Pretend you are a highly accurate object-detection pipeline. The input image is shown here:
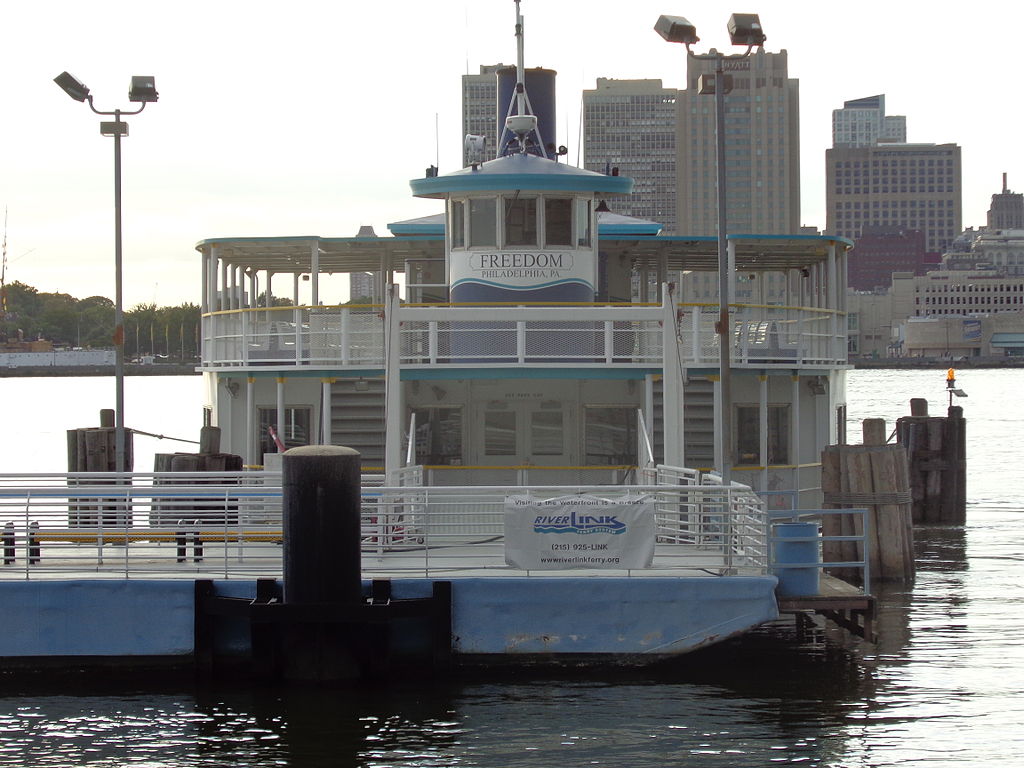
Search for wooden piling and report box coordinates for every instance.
[199,426,221,455]
[822,419,915,584]
[895,401,967,525]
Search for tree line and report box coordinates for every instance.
[1,281,201,360]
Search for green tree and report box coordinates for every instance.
[1,281,200,358]
[77,296,114,348]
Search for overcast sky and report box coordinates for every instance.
[2,0,1021,308]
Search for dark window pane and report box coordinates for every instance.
[411,407,463,465]
[469,198,496,247]
[545,198,572,246]
[258,406,311,457]
[504,197,537,246]
[585,407,638,465]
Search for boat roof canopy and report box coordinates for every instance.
[195,232,852,275]
[410,153,634,198]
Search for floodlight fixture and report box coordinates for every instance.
[54,71,91,102]
[128,75,159,103]
[654,15,699,45]
[727,13,766,47]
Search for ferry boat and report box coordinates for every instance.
[196,21,850,506]
[0,3,861,670]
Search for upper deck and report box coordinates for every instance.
[196,232,853,374]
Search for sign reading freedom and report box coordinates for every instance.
[503,494,656,570]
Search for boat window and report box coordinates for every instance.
[584,407,638,465]
[545,198,572,246]
[257,406,312,458]
[469,198,497,247]
[530,410,563,456]
[504,196,537,246]
[484,410,517,455]
[410,407,463,465]
[735,404,790,465]
[450,200,466,249]
[576,199,591,247]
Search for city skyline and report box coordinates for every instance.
[3,1,1021,307]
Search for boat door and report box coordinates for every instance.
[475,397,574,469]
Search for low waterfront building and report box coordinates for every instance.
[902,311,1024,358]
[892,270,1024,318]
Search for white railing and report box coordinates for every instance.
[203,305,386,368]
[201,302,847,370]
[677,303,845,366]
[396,305,663,365]
[0,472,768,580]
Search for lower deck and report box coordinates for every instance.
[0,471,872,664]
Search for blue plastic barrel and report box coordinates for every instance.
[773,522,820,597]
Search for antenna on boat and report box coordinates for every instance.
[498,0,549,158]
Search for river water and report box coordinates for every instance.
[0,369,1021,767]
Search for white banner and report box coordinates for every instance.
[503,494,656,570]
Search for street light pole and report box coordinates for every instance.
[655,13,765,484]
[112,109,126,474]
[54,73,158,473]
[713,52,732,485]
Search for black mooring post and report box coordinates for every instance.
[282,445,362,605]
[2,522,15,566]
[281,445,363,681]
[28,521,40,565]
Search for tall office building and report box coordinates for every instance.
[826,142,962,254]
[827,93,962,257]
[987,173,1024,230]
[461,64,505,167]
[582,79,678,232]
[675,48,801,236]
[832,95,906,148]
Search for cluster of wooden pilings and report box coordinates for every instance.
[66,410,134,527]
[151,426,244,526]
[822,419,915,584]
[153,426,242,473]
[66,409,133,472]
[822,398,968,585]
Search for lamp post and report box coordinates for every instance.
[54,72,158,473]
[655,13,765,484]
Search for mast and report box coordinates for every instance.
[498,0,549,158]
